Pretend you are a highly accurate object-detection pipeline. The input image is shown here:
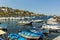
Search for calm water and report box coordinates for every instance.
[0,16,53,33]
[0,16,60,40]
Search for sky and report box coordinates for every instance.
[0,0,60,16]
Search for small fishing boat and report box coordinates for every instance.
[8,33,26,40]
[17,21,32,25]
[18,31,40,40]
[0,30,6,35]
[29,28,49,36]
[42,24,60,33]
[29,28,39,33]
[47,16,60,24]
[32,19,43,23]
[18,30,47,40]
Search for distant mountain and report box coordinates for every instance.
[0,7,45,17]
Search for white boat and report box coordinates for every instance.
[0,17,25,22]
[47,18,59,24]
[42,24,60,32]
[53,36,60,40]
[32,19,43,23]
[17,21,32,25]
[0,30,6,35]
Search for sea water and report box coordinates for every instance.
[0,16,53,33]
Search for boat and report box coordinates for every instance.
[32,19,43,23]
[29,27,49,35]
[42,24,60,33]
[8,33,26,40]
[0,17,25,23]
[18,31,40,40]
[24,16,35,19]
[0,30,6,35]
[17,21,32,25]
[47,16,60,24]
[47,18,59,24]
[53,36,60,40]
[29,28,39,33]
[18,30,47,40]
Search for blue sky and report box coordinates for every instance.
[0,0,60,16]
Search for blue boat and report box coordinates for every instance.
[19,31,39,37]
[18,31,45,39]
[29,28,45,38]
[8,33,26,40]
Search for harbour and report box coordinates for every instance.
[0,16,60,40]
[0,0,60,39]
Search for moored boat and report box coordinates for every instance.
[8,33,26,40]
[47,16,60,24]
[17,21,32,25]
[32,19,43,23]
[42,24,60,33]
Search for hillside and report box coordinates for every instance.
[0,7,45,17]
